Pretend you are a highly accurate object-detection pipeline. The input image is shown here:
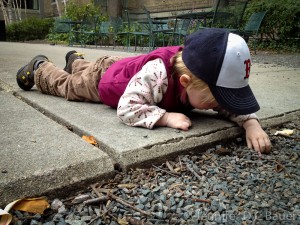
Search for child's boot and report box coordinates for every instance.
[64,50,84,74]
[16,55,49,91]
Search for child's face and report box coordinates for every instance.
[186,86,218,110]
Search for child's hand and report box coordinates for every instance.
[156,112,192,131]
[243,119,271,155]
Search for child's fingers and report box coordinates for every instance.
[264,137,272,153]
[246,137,252,150]
[178,121,191,131]
[258,136,272,154]
[247,137,262,157]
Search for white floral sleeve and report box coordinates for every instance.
[215,107,259,127]
[117,58,168,129]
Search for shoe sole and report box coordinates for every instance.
[16,55,49,91]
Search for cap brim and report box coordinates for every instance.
[209,85,260,115]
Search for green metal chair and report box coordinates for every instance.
[53,18,73,46]
[132,7,173,51]
[131,21,153,51]
[239,11,268,54]
[144,8,173,49]
[97,21,112,47]
[111,16,127,50]
[211,0,249,30]
[115,9,135,51]
[168,18,192,45]
[74,16,99,47]
[97,17,128,49]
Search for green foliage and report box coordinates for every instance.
[54,0,108,45]
[65,0,105,21]
[46,27,70,44]
[6,17,53,41]
[245,0,300,52]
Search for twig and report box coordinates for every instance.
[90,184,107,197]
[186,164,202,181]
[154,173,159,186]
[152,164,180,177]
[87,216,101,225]
[84,196,108,205]
[191,198,211,204]
[175,187,184,195]
[168,183,184,190]
[125,216,152,225]
[147,167,155,179]
[178,156,183,171]
[90,184,151,216]
[62,195,76,203]
[165,161,180,175]
[107,192,151,216]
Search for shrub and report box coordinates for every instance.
[65,0,106,21]
[245,0,300,52]
[6,17,53,42]
[61,0,107,45]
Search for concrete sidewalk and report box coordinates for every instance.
[0,42,299,207]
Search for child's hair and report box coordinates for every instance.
[172,51,216,105]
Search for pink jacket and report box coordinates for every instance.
[98,46,190,112]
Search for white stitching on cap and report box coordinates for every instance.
[217,88,258,108]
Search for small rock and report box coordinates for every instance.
[43,222,56,225]
[30,220,38,225]
[81,216,92,222]
[182,211,190,220]
[275,182,283,188]
[138,196,148,204]
[154,211,164,219]
[236,137,243,142]
[177,199,185,208]
[211,200,220,212]
[160,194,167,203]
[51,199,64,211]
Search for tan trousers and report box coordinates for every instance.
[34,56,123,102]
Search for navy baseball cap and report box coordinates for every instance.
[182,28,260,115]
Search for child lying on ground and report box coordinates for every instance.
[16,28,271,155]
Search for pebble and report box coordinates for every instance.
[10,120,300,225]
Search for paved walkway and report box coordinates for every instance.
[0,42,299,207]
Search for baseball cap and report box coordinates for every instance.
[182,28,260,115]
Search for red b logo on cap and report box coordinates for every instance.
[244,59,251,79]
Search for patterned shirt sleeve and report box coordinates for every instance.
[117,58,168,129]
[214,106,259,127]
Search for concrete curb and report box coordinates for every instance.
[0,91,115,206]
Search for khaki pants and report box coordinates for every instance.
[34,56,123,102]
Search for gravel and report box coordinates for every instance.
[9,53,300,225]
[10,119,300,225]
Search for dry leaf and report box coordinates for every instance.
[274,129,294,136]
[117,217,128,225]
[0,209,12,225]
[174,167,182,172]
[165,161,175,172]
[12,198,49,214]
[117,183,136,189]
[275,164,284,172]
[0,197,49,225]
[82,135,97,145]
[291,153,299,161]
[215,147,232,156]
